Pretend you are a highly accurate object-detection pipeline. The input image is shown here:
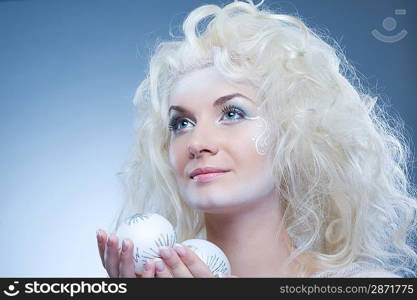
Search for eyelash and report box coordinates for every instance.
[168,105,247,133]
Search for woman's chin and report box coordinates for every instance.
[184,195,250,214]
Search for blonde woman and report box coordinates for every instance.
[96,0,417,277]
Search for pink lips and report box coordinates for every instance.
[189,167,230,183]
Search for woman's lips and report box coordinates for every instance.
[192,171,229,183]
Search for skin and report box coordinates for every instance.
[97,66,315,277]
[168,67,276,214]
[96,229,219,278]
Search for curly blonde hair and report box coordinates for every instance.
[112,0,417,276]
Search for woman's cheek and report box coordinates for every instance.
[241,116,272,156]
[224,117,271,156]
[168,140,183,174]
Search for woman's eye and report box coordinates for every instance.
[169,105,246,134]
[169,117,193,133]
[224,111,240,120]
[177,119,190,129]
[221,105,246,121]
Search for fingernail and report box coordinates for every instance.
[144,261,151,271]
[154,258,165,272]
[159,247,172,259]
[174,243,186,257]
[122,240,128,252]
[96,230,101,242]
[107,235,113,246]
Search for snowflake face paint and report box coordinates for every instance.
[242,116,271,156]
[167,66,276,214]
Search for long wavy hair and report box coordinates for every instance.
[111,0,417,276]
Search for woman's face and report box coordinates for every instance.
[168,66,275,213]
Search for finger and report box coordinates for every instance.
[154,258,173,278]
[159,247,193,278]
[96,229,107,268]
[175,244,214,278]
[118,239,136,278]
[104,233,121,278]
[216,274,239,278]
[141,260,156,278]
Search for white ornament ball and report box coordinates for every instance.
[116,213,176,275]
[182,239,231,276]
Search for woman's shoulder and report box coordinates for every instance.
[310,262,401,278]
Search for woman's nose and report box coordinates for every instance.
[187,124,219,159]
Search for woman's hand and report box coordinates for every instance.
[96,229,223,278]
[96,229,156,278]
[154,244,214,278]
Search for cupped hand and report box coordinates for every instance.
[154,244,214,278]
[96,229,156,278]
[96,229,229,278]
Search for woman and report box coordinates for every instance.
[96,0,417,277]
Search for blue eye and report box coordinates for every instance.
[221,105,246,121]
[168,105,246,134]
[168,116,193,133]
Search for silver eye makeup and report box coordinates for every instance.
[220,105,246,121]
[168,104,248,134]
[168,116,195,133]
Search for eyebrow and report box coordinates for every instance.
[168,93,253,115]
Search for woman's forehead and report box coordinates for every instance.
[169,66,259,106]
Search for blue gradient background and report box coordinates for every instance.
[0,0,416,277]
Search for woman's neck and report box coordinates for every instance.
[204,192,304,277]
